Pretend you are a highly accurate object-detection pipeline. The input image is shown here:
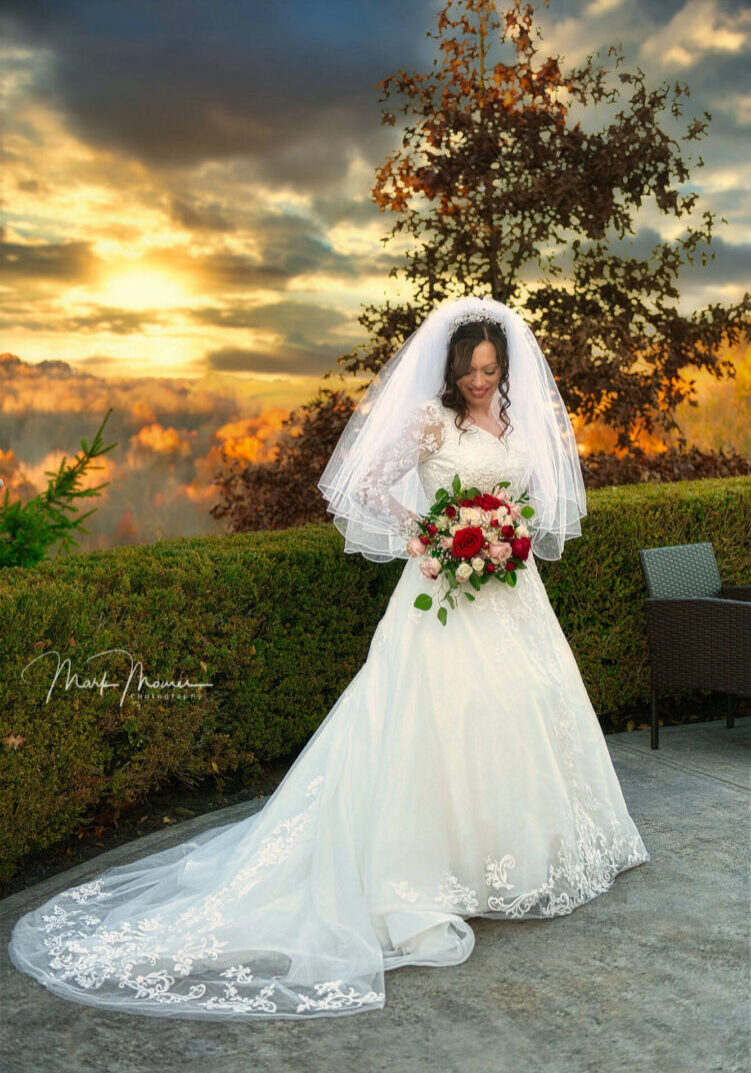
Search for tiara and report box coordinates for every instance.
[448,306,504,335]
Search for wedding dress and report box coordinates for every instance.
[8,395,650,1021]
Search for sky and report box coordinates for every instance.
[1,0,750,548]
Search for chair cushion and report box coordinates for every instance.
[639,541,722,599]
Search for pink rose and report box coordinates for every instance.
[407,536,427,557]
[488,540,512,562]
[419,556,441,578]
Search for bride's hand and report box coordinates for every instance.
[405,512,422,555]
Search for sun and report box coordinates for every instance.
[100,267,190,310]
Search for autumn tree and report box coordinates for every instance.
[214,0,751,534]
[326,0,750,450]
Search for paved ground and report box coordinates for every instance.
[1,718,748,1073]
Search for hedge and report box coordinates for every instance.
[0,474,748,881]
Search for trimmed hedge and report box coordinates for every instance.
[1,474,749,881]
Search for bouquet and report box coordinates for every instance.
[408,473,535,625]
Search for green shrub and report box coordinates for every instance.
[0,475,748,881]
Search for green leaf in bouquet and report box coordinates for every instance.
[437,606,448,626]
[507,569,517,587]
[452,473,461,495]
[414,593,433,610]
[447,571,458,590]
[464,591,476,601]
[469,572,482,591]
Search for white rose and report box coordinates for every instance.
[455,562,473,582]
[459,506,484,525]
[471,556,486,573]
[516,522,529,538]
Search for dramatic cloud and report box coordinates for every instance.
[0,0,426,182]
[203,342,344,378]
[0,0,748,386]
[640,0,751,67]
[0,235,101,283]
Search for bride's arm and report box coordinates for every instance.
[352,402,445,547]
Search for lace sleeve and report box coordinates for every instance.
[353,398,446,539]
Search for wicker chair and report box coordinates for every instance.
[639,542,751,749]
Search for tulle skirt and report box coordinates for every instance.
[8,553,650,1020]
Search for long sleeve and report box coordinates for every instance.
[352,397,446,540]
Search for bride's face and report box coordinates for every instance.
[456,340,501,407]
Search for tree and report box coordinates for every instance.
[0,410,118,568]
[325,0,750,450]
[213,0,750,534]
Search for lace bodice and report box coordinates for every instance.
[417,398,533,505]
[351,395,535,554]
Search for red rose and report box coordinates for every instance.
[501,524,514,539]
[511,536,531,561]
[419,534,430,545]
[452,526,485,559]
[505,560,516,571]
[478,493,503,510]
[444,504,456,518]
[485,562,496,573]
[427,523,438,535]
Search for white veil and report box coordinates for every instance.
[318,294,587,562]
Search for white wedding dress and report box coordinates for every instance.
[8,397,650,1020]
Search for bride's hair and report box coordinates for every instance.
[440,320,513,440]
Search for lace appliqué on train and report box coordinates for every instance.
[435,872,480,914]
[35,774,386,1015]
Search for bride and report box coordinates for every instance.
[8,295,650,1020]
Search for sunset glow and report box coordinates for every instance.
[1,0,748,554]
[99,268,191,311]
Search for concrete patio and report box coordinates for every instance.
[1,717,748,1073]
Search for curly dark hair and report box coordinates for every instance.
[439,320,512,441]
